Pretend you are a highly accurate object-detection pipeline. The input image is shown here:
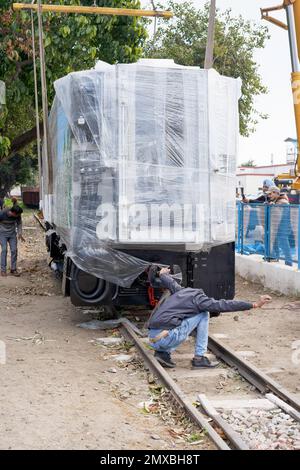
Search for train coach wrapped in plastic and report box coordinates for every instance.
[42,59,241,307]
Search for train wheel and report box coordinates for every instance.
[70,264,116,306]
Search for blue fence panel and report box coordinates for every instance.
[264,204,270,261]
[238,202,266,257]
[236,202,300,269]
[269,204,298,266]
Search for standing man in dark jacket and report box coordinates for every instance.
[0,205,24,276]
[242,179,273,204]
[148,267,271,369]
[242,179,274,238]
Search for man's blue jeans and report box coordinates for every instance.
[0,234,17,272]
[149,312,209,357]
[271,207,293,266]
[272,233,293,265]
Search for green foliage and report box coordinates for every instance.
[187,432,204,443]
[0,0,148,191]
[38,0,148,101]
[4,197,25,209]
[0,5,147,131]
[0,135,10,157]
[240,159,256,167]
[0,152,38,198]
[145,1,270,137]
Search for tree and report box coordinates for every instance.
[0,152,38,198]
[145,1,269,137]
[240,160,256,167]
[0,0,148,172]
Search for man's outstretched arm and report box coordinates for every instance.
[159,268,182,294]
[194,291,271,313]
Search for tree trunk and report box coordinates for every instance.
[2,122,43,162]
[11,122,44,153]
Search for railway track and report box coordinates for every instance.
[121,321,300,451]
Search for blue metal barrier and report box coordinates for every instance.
[236,202,300,270]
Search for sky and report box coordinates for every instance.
[142,0,295,166]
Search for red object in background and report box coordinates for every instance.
[21,186,40,208]
[288,193,300,204]
[147,286,158,307]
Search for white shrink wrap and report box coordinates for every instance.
[43,59,241,286]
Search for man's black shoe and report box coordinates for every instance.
[154,351,176,368]
[191,356,219,369]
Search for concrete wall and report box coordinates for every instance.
[236,174,269,197]
[236,253,300,297]
[237,163,294,176]
[236,163,295,197]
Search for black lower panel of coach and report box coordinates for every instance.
[68,242,235,308]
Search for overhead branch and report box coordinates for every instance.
[11,59,33,82]
[1,121,43,163]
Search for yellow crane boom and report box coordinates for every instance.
[12,3,172,18]
[261,0,300,190]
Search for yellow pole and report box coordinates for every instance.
[292,72,300,180]
[293,0,300,59]
[290,1,300,177]
[261,1,300,182]
[12,3,173,18]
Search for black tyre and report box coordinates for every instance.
[70,264,116,306]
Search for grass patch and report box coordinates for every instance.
[187,432,204,443]
[2,199,35,216]
[3,198,25,209]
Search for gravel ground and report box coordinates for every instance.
[221,408,300,450]
[209,277,300,395]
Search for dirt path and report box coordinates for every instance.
[0,211,299,450]
[0,212,213,450]
[210,276,300,395]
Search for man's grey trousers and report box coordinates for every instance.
[0,234,17,272]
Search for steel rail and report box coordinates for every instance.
[208,336,300,412]
[121,321,231,450]
[34,213,46,231]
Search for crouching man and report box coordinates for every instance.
[0,205,24,277]
[148,267,271,369]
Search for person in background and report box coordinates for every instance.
[10,196,18,207]
[147,266,272,369]
[268,186,293,266]
[0,205,24,276]
[242,179,273,204]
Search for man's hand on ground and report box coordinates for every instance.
[159,267,170,276]
[253,295,272,309]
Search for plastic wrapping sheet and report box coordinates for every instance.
[43,59,241,286]
[269,204,297,265]
[240,203,266,255]
[243,204,265,242]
